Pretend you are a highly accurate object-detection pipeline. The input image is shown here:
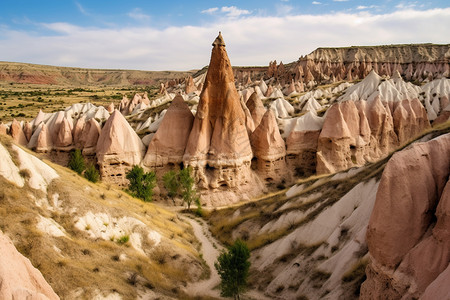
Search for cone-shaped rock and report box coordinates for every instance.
[0,123,7,136]
[97,110,145,185]
[246,92,267,128]
[54,117,73,149]
[10,119,28,146]
[184,32,253,166]
[143,95,194,166]
[250,110,285,161]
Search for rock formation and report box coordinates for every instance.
[183,32,259,201]
[362,133,450,299]
[250,109,288,182]
[10,119,28,146]
[0,231,59,300]
[96,110,146,185]
[143,94,194,167]
[246,91,267,128]
[185,75,197,94]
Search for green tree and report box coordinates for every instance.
[179,167,196,210]
[84,163,100,183]
[162,170,179,202]
[214,239,251,299]
[68,149,85,174]
[126,165,156,202]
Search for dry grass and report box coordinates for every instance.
[0,143,208,299]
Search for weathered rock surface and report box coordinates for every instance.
[10,118,28,146]
[143,94,194,166]
[361,133,450,299]
[0,230,59,300]
[96,110,146,185]
[250,109,288,182]
[246,91,267,128]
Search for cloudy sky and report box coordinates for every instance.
[0,0,449,70]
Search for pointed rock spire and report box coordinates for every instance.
[184,32,253,165]
[143,94,194,166]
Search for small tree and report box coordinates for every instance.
[195,196,202,216]
[126,165,156,202]
[179,167,196,210]
[68,149,85,174]
[162,170,179,202]
[215,239,251,300]
[84,164,100,183]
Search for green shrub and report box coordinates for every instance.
[117,235,129,244]
[162,170,179,199]
[68,149,85,174]
[84,164,100,183]
[126,165,156,202]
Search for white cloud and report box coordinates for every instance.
[75,1,88,16]
[127,8,150,22]
[1,8,449,70]
[333,0,349,2]
[357,5,378,10]
[221,6,251,18]
[276,4,294,15]
[201,7,219,14]
[312,1,322,4]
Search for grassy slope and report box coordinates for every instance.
[0,135,209,299]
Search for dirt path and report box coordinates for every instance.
[185,217,224,298]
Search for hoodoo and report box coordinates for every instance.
[183,32,261,204]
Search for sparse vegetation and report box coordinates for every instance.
[117,235,130,244]
[68,149,85,174]
[126,165,156,202]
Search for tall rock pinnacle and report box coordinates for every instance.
[184,32,253,166]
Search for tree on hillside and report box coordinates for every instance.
[162,170,179,203]
[84,163,100,183]
[215,239,251,300]
[68,149,85,174]
[179,166,197,210]
[126,165,156,202]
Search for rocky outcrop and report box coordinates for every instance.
[96,110,146,185]
[183,33,254,192]
[361,133,450,299]
[0,230,59,300]
[246,92,266,128]
[10,119,28,146]
[316,70,431,174]
[286,111,324,177]
[185,76,197,94]
[250,109,288,182]
[143,94,194,167]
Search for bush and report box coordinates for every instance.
[84,164,100,183]
[215,239,251,299]
[68,149,85,174]
[179,167,197,209]
[162,170,179,200]
[126,165,156,202]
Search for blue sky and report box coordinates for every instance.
[0,0,449,70]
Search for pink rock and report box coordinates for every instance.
[54,117,73,148]
[0,231,59,300]
[36,123,53,152]
[185,75,197,94]
[250,109,285,161]
[246,92,267,128]
[10,119,28,146]
[143,95,194,166]
[362,133,450,299]
[23,121,33,141]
